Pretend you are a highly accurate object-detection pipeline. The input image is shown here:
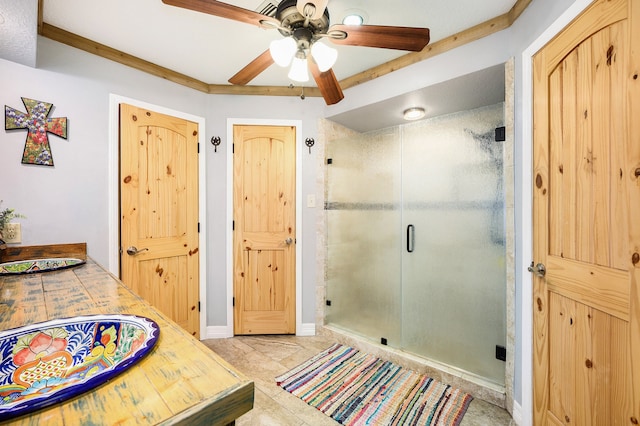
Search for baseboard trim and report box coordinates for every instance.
[297,323,316,336]
[204,326,233,339]
[203,324,315,339]
[512,400,523,425]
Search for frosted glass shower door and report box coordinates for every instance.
[401,104,506,385]
[326,128,402,343]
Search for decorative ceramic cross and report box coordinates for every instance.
[5,98,68,166]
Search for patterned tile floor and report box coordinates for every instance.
[203,335,515,425]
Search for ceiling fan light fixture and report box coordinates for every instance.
[288,52,309,82]
[310,41,338,72]
[403,107,426,121]
[269,37,297,67]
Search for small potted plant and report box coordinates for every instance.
[0,201,25,246]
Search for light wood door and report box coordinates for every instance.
[233,125,296,335]
[532,0,640,423]
[120,103,200,338]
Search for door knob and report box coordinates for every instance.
[126,246,149,256]
[528,262,546,277]
[285,237,293,245]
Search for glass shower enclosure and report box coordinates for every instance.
[326,103,506,385]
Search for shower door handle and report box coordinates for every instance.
[407,224,415,253]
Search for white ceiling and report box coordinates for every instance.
[327,63,506,132]
[41,0,517,88]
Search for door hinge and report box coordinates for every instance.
[233,143,235,154]
[198,222,200,233]
[197,142,200,153]
[232,297,235,307]
[232,220,235,231]
[495,345,506,361]
[198,301,201,312]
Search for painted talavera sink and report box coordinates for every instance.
[0,314,160,420]
[0,258,85,275]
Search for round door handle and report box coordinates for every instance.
[126,246,149,256]
[285,238,293,245]
[528,262,546,277]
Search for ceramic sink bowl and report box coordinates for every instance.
[0,314,159,420]
[0,258,85,275]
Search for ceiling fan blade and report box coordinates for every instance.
[329,24,430,51]
[229,49,274,85]
[162,0,278,28]
[309,59,344,105]
[297,0,329,20]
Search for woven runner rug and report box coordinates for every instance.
[276,343,473,426]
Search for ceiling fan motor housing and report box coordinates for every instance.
[276,0,330,41]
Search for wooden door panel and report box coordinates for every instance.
[546,256,628,320]
[547,24,629,269]
[120,104,200,338]
[630,0,640,421]
[138,255,189,325]
[234,125,296,335]
[547,292,575,424]
[242,137,287,233]
[548,291,630,424]
[533,0,639,423]
[137,126,188,240]
[540,0,627,69]
[245,250,285,311]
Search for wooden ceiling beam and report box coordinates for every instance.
[37,0,532,99]
[338,0,532,91]
[40,23,211,93]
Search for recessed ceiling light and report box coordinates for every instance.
[342,8,367,26]
[403,107,426,121]
[343,14,363,25]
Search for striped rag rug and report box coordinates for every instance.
[276,343,473,426]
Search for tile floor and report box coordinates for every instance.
[203,335,515,425]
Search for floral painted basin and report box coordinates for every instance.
[0,314,159,420]
[0,258,85,275]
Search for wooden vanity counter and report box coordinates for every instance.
[0,258,253,425]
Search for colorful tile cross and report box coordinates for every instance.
[5,98,68,166]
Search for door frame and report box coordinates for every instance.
[107,94,208,339]
[226,118,303,337]
[520,0,592,424]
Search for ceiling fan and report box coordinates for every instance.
[161,0,431,105]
